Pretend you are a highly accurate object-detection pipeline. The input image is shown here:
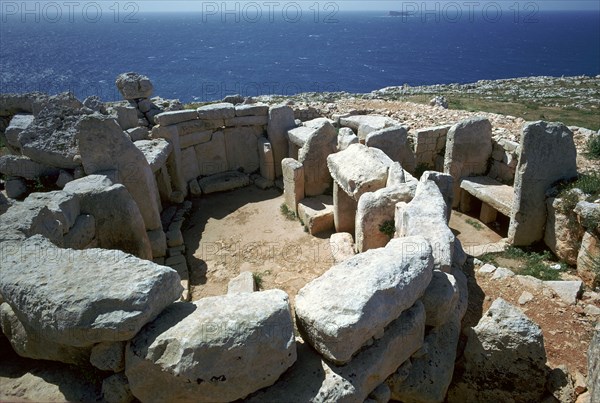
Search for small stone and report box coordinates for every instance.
[478,263,497,274]
[491,267,515,280]
[518,291,534,305]
[584,304,600,316]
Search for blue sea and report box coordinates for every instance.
[1,7,599,102]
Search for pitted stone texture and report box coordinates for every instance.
[421,270,459,327]
[248,302,425,403]
[0,155,59,180]
[77,114,162,231]
[337,127,359,151]
[295,236,433,364]
[339,115,398,141]
[126,290,296,403]
[396,179,455,272]
[448,298,548,403]
[135,139,172,173]
[115,72,153,100]
[327,143,392,201]
[509,121,578,245]
[0,235,182,349]
[329,232,356,263]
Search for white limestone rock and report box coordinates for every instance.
[295,236,433,364]
[198,171,250,194]
[327,143,392,201]
[337,127,358,151]
[126,290,296,403]
[0,155,59,180]
[0,235,182,349]
[197,102,235,120]
[155,110,198,126]
[135,139,172,173]
[421,270,459,327]
[267,105,296,177]
[115,72,154,100]
[365,126,416,173]
[339,115,398,141]
[329,232,356,263]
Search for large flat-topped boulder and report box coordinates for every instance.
[126,290,296,403]
[287,126,313,147]
[249,302,425,403]
[339,115,399,141]
[135,139,172,173]
[0,234,182,348]
[234,104,269,116]
[297,195,334,235]
[327,143,393,200]
[460,176,514,216]
[396,179,455,272]
[295,236,433,364]
[155,109,198,126]
[509,121,578,245]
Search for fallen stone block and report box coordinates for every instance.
[126,290,296,403]
[329,232,355,263]
[544,280,583,305]
[135,139,172,173]
[0,155,59,180]
[228,271,257,294]
[339,115,398,141]
[198,171,250,194]
[63,214,96,249]
[90,342,126,372]
[421,270,459,327]
[282,158,304,214]
[365,126,416,173]
[295,236,433,364]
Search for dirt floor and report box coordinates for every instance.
[1,184,598,401]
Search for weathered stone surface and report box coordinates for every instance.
[235,104,269,116]
[180,130,212,149]
[56,169,74,188]
[544,280,583,305]
[575,201,600,233]
[64,175,153,259]
[329,232,355,263]
[297,195,334,235]
[0,234,182,348]
[0,155,60,180]
[333,182,358,233]
[388,301,462,403]
[421,170,454,220]
[249,302,425,403]
[577,231,600,287]
[589,324,600,402]
[509,121,578,245]
[181,145,200,182]
[258,137,275,181]
[197,102,235,120]
[225,115,268,127]
[5,113,34,150]
[102,373,134,403]
[135,139,172,173]
[365,126,416,173]
[115,72,153,100]
[282,158,304,214]
[77,114,162,231]
[90,342,126,372]
[339,115,398,141]
[547,365,577,403]
[195,130,228,176]
[227,271,257,294]
[64,214,95,249]
[126,290,296,403]
[386,161,407,188]
[491,266,515,280]
[18,105,91,169]
[295,236,433,364]
[396,179,455,272]
[413,125,451,169]
[111,106,138,131]
[147,228,167,258]
[155,110,198,126]
[459,175,514,217]
[337,127,359,151]
[267,105,296,177]
[355,185,414,253]
[0,302,91,365]
[295,119,337,196]
[189,178,202,196]
[421,270,459,327]
[83,96,107,114]
[327,143,392,200]
[223,126,262,173]
[198,171,250,194]
[443,117,492,207]
[448,298,548,402]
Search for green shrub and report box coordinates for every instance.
[378,220,395,239]
[280,203,296,221]
[466,218,484,230]
[252,272,263,290]
[586,136,600,160]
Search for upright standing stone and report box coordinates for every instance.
[267,106,296,177]
[443,117,492,207]
[365,126,416,173]
[258,137,275,181]
[508,121,578,245]
[334,182,357,233]
[282,158,304,215]
[296,120,337,196]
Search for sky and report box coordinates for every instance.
[135,1,600,12]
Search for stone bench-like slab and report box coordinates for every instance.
[460,176,514,218]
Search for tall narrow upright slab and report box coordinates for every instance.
[508,121,577,245]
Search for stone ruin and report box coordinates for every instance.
[0,72,598,402]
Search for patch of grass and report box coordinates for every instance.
[480,246,565,281]
[557,188,581,215]
[280,203,296,221]
[252,272,263,290]
[466,218,484,231]
[586,136,600,160]
[574,173,600,200]
[378,219,395,239]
